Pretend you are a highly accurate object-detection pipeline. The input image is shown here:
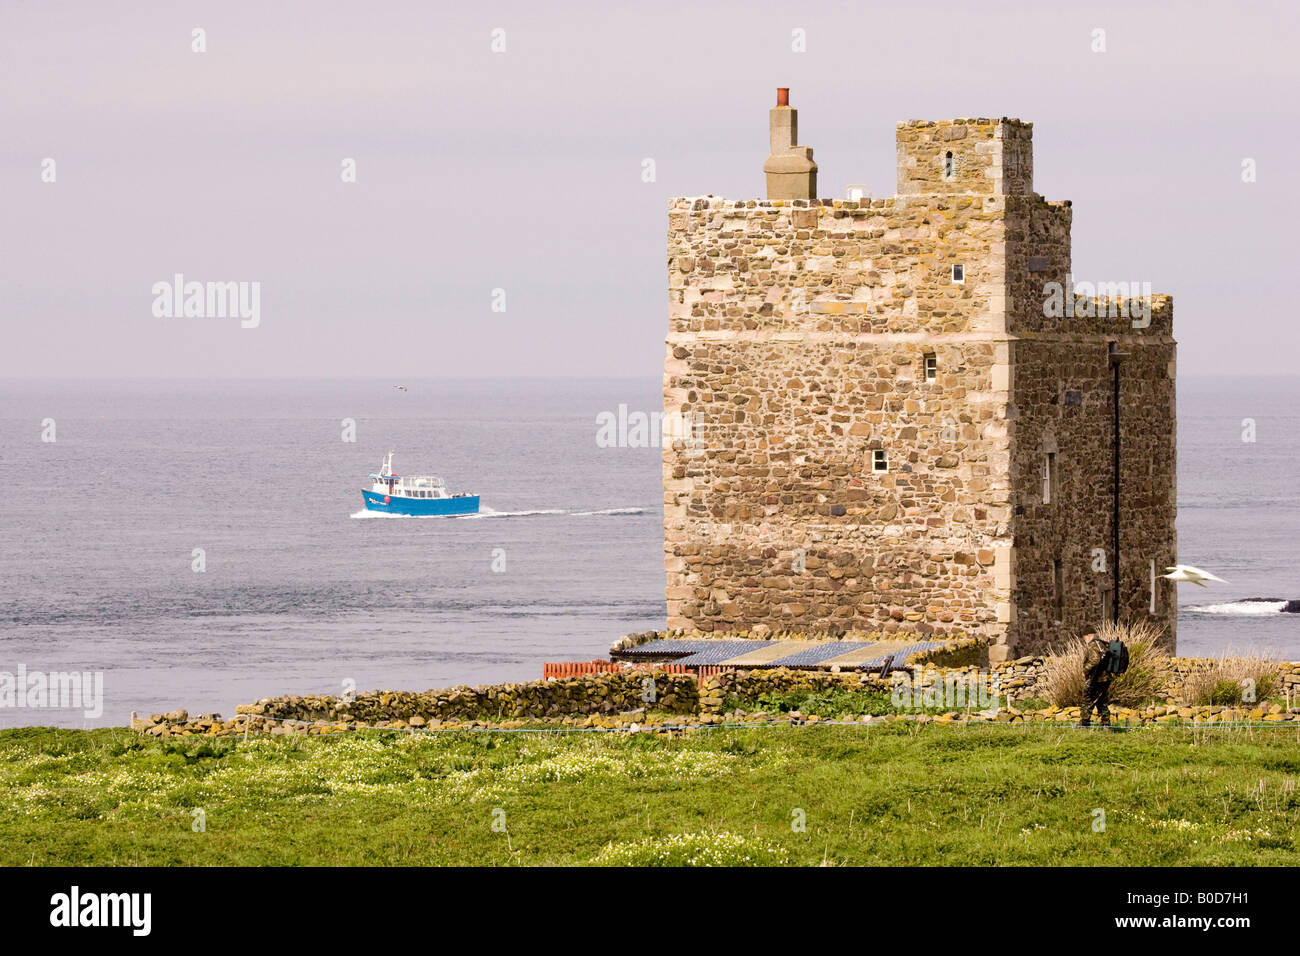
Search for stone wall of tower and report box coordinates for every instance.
[1002,317,1177,654]
[663,195,1013,638]
[1001,198,1177,653]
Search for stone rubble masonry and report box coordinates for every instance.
[132,658,1300,737]
[130,671,702,736]
[992,656,1300,704]
[664,114,1177,659]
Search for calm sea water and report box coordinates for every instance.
[0,375,1296,727]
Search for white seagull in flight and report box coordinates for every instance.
[1161,565,1228,588]
[393,385,408,392]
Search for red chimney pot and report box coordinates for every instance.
[776,87,789,107]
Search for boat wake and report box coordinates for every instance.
[350,506,648,520]
[1186,598,1300,616]
[466,506,648,519]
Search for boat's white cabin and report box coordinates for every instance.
[368,453,452,498]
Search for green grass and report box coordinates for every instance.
[728,687,897,717]
[726,686,995,717]
[4,723,1300,865]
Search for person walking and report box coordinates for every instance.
[1080,632,1113,729]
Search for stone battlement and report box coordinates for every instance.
[897,118,1032,128]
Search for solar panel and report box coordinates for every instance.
[668,642,773,665]
[616,639,708,659]
[770,640,948,669]
[617,637,953,670]
[766,643,869,667]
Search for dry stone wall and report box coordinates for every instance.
[237,672,700,724]
[131,658,1300,737]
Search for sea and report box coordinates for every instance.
[1,375,1296,728]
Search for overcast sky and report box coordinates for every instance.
[2,0,1296,378]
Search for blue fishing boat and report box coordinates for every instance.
[361,452,479,516]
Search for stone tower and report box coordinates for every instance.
[663,92,1177,660]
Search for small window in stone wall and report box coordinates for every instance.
[951,264,965,284]
[944,151,955,179]
[1149,559,1158,615]
[1053,559,1064,625]
[872,449,888,473]
[923,353,937,383]
[1043,452,1058,505]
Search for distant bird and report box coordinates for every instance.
[1161,565,1228,588]
[393,385,407,392]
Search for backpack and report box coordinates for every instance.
[1104,640,1129,675]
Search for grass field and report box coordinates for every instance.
[4,723,1300,866]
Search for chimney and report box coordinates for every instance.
[763,87,817,201]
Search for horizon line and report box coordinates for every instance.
[0,371,1290,382]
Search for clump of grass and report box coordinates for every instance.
[1041,620,1168,707]
[1180,651,1281,706]
[593,831,789,867]
[733,688,894,718]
